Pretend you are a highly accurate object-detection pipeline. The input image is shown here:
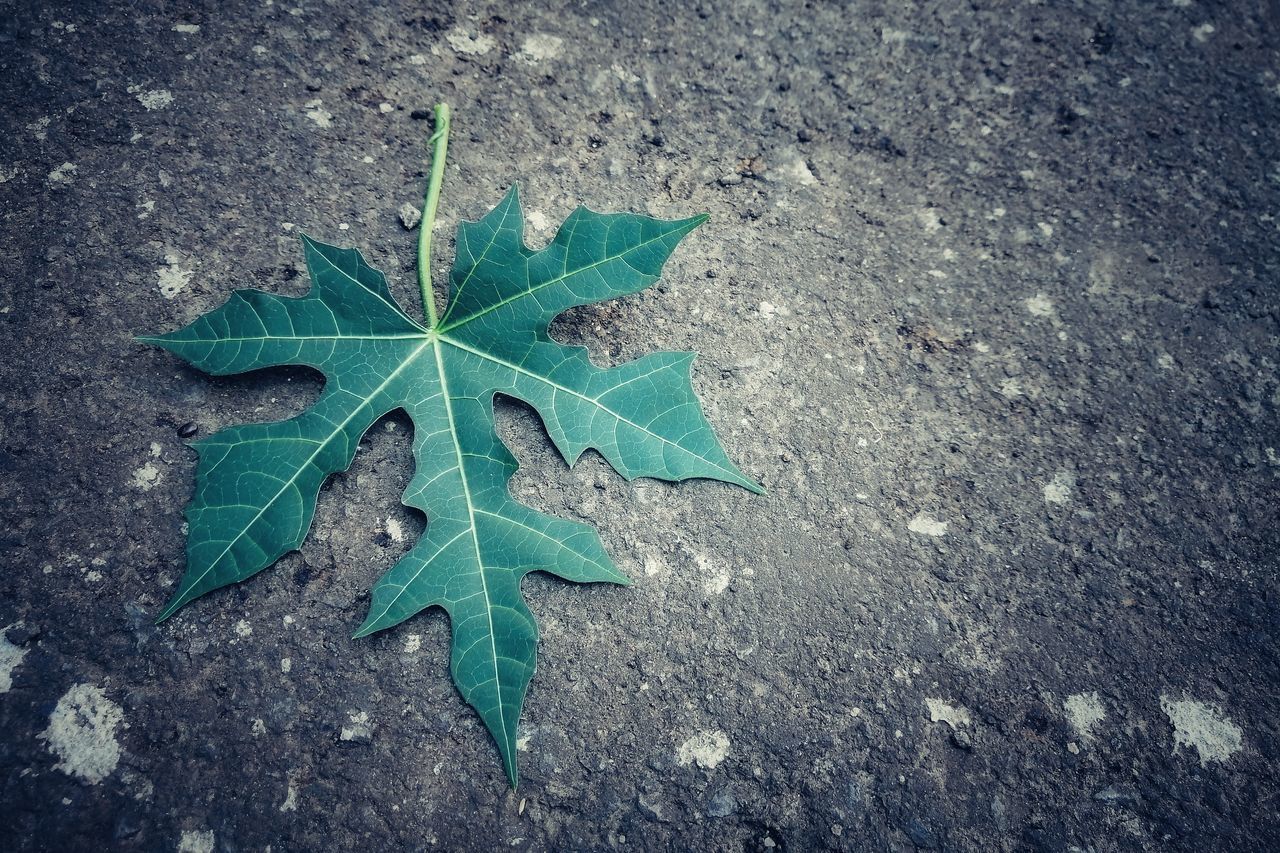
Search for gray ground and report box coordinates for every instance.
[2,0,1278,850]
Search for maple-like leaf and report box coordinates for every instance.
[139,105,759,786]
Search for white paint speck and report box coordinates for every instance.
[908,512,948,537]
[234,619,252,638]
[1043,471,1075,505]
[47,162,78,188]
[280,777,299,812]
[1025,293,1055,317]
[518,34,564,63]
[304,99,333,128]
[281,657,292,673]
[39,684,123,784]
[178,829,215,853]
[446,29,497,56]
[133,88,174,111]
[173,24,200,34]
[385,517,405,543]
[676,730,730,769]
[1192,23,1215,43]
[1,625,28,693]
[1157,353,1175,370]
[340,710,371,741]
[1160,695,1242,766]
[130,462,163,491]
[925,697,971,729]
[1064,691,1105,741]
[403,634,421,654]
[1037,222,1054,239]
[157,253,194,299]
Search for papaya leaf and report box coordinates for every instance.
[139,104,760,786]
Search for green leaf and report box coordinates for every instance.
[141,114,759,787]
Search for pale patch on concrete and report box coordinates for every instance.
[999,378,1023,398]
[1192,23,1215,43]
[130,462,163,491]
[178,829,215,853]
[1025,293,1055,317]
[403,634,421,654]
[1,625,28,693]
[385,517,405,543]
[39,684,123,784]
[677,730,730,769]
[916,208,943,233]
[251,718,266,737]
[1064,691,1105,741]
[173,23,200,33]
[1043,471,1075,504]
[908,512,948,537]
[696,553,730,595]
[340,710,371,741]
[130,87,174,111]
[281,657,291,673]
[0,164,20,184]
[1157,353,1175,370]
[47,162,78,188]
[280,774,299,812]
[643,554,664,577]
[408,53,428,65]
[28,116,51,141]
[446,29,496,56]
[518,34,564,63]
[1037,222,1054,239]
[525,209,551,233]
[137,199,155,219]
[234,619,252,638]
[776,153,817,186]
[1160,695,1242,766]
[925,697,971,729]
[157,252,194,299]
[304,99,333,128]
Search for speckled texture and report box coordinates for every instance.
[1,1,1278,850]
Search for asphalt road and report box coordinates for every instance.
[2,1,1278,850]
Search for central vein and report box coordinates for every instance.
[430,338,508,745]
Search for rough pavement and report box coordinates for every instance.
[2,1,1278,850]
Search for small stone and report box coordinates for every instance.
[706,791,736,818]
[177,421,198,438]
[903,816,938,849]
[718,172,743,187]
[409,109,432,121]
[398,203,422,230]
[950,728,972,750]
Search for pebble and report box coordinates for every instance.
[398,203,422,230]
[177,421,198,438]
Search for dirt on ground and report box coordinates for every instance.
[2,0,1278,850]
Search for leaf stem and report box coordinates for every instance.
[418,103,451,327]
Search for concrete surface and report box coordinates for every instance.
[2,0,1278,850]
